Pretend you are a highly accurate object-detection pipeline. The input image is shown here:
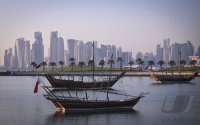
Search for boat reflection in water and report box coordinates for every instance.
[45,108,140,125]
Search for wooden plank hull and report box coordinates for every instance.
[45,71,126,88]
[150,72,198,83]
[44,95,140,111]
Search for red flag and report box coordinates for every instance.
[34,77,40,93]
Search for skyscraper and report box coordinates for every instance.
[100,44,107,60]
[50,31,58,63]
[196,46,200,56]
[143,52,153,67]
[116,47,122,68]
[122,51,132,67]
[163,38,171,63]
[156,44,163,63]
[15,38,25,69]
[0,49,2,66]
[25,41,31,68]
[187,41,194,57]
[77,41,85,63]
[85,41,93,62]
[67,39,78,65]
[171,43,180,65]
[136,52,143,60]
[117,47,122,58]
[31,32,44,64]
[57,37,65,63]
[180,43,188,63]
[4,50,9,67]
[111,45,117,60]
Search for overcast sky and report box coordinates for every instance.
[0,0,200,64]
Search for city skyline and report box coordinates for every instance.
[3,32,198,70]
[1,0,200,64]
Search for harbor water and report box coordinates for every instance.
[0,76,200,125]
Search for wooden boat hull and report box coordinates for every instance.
[44,94,140,111]
[150,72,198,83]
[45,71,126,88]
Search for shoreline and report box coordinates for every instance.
[0,71,199,77]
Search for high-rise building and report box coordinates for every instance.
[31,32,44,64]
[100,44,107,59]
[65,50,69,65]
[67,39,78,65]
[180,43,188,63]
[77,41,85,63]
[13,42,19,68]
[13,38,31,69]
[50,31,58,63]
[171,43,180,65]
[93,41,99,66]
[57,37,65,63]
[156,44,163,63]
[122,51,132,67]
[0,49,2,66]
[163,38,171,63]
[136,52,143,60]
[187,41,194,57]
[4,50,9,67]
[117,47,122,58]
[116,47,122,68]
[106,45,112,58]
[85,41,93,62]
[25,41,31,68]
[143,52,154,67]
[15,38,25,69]
[111,45,117,60]
[171,41,194,64]
[196,46,200,56]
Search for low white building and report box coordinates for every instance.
[189,56,200,66]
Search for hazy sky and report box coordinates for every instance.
[0,0,200,64]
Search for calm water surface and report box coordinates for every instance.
[0,76,200,125]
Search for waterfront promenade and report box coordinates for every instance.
[0,70,199,77]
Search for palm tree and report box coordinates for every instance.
[136,58,144,71]
[128,61,134,70]
[88,60,94,70]
[108,58,115,70]
[180,60,186,71]
[99,60,105,70]
[41,61,47,72]
[117,57,123,70]
[31,62,37,71]
[147,60,155,71]
[78,61,86,81]
[157,60,165,71]
[49,62,56,71]
[180,60,186,66]
[140,60,144,71]
[168,60,176,68]
[58,61,65,71]
[189,60,197,67]
[78,61,86,71]
[69,58,75,71]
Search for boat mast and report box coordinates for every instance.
[92,41,95,83]
[107,54,113,101]
[179,48,181,72]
